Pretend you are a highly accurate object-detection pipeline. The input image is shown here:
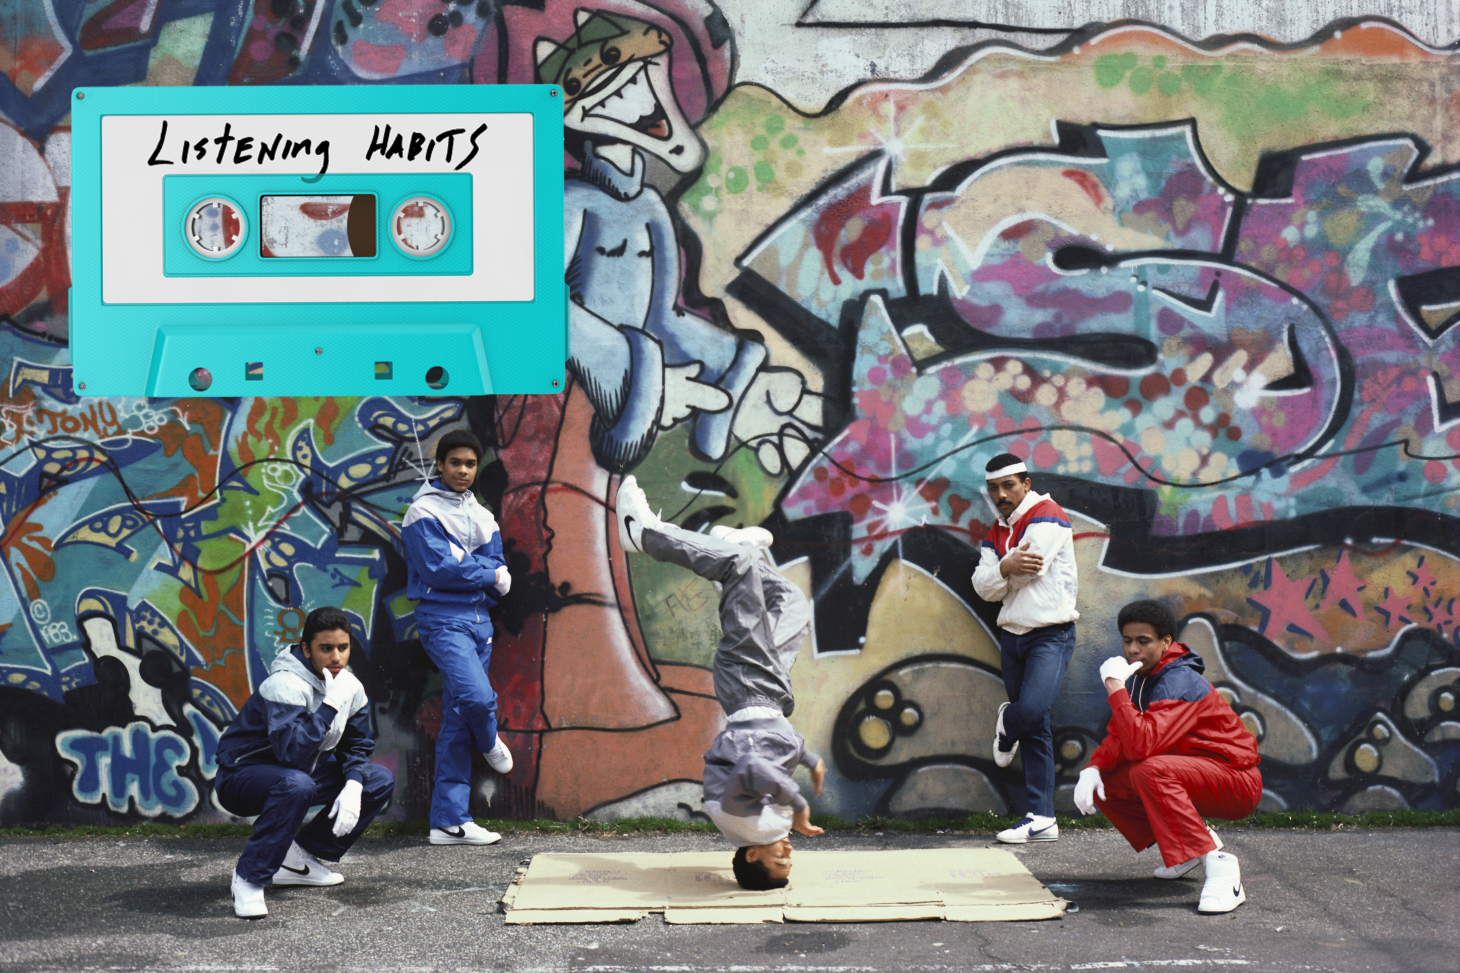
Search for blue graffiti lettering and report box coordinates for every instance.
[55,722,199,818]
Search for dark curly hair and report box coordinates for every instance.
[731,846,789,891]
[1117,599,1178,641]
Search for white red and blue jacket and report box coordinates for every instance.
[214,644,374,782]
[1089,642,1260,773]
[401,480,510,622]
[971,490,1079,634]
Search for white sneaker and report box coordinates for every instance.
[429,821,502,845]
[709,525,775,549]
[616,476,662,553]
[271,841,344,886]
[486,736,514,774]
[996,815,1058,844]
[231,870,267,919]
[1197,851,1246,913]
[1154,826,1224,879]
[992,701,1018,768]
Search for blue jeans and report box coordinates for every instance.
[999,622,1076,818]
[415,609,498,828]
[215,760,395,886]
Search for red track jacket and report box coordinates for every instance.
[1088,642,1260,773]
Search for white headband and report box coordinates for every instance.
[986,461,1028,480]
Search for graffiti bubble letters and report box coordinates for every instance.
[55,722,199,818]
[147,120,331,175]
[364,123,486,171]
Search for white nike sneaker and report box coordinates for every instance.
[231,870,267,919]
[486,736,514,774]
[429,821,502,845]
[1154,826,1224,879]
[271,841,344,886]
[996,814,1058,844]
[1197,851,1246,913]
[709,525,775,549]
[616,476,662,553]
[992,701,1018,768]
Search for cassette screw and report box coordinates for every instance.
[76,91,84,100]
[78,382,86,390]
[550,89,558,98]
[552,379,560,388]
[315,347,323,355]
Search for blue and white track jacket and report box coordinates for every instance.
[214,645,374,783]
[401,480,510,622]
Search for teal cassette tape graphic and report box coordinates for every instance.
[70,85,566,397]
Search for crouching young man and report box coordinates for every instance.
[214,607,395,918]
[1074,600,1261,914]
[616,475,826,891]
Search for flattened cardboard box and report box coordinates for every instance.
[501,849,1066,924]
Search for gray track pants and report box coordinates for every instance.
[641,524,810,717]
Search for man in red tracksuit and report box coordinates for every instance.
[1073,599,1261,914]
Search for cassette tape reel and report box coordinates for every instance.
[70,85,566,397]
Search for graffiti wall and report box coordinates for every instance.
[1,0,1458,826]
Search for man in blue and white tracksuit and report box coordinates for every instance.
[401,429,513,846]
[214,606,395,919]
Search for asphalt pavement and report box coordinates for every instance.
[1,827,1456,973]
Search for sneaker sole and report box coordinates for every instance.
[997,833,1059,844]
[1198,889,1246,914]
[429,835,501,845]
[1154,858,1202,880]
[992,703,1018,768]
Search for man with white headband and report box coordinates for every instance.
[972,453,1080,843]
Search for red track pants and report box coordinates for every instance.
[1095,755,1262,867]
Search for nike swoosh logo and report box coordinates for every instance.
[1233,884,1242,896]
[1030,825,1054,835]
[442,827,465,838]
[279,863,310,875]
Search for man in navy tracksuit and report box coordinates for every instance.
[401,429,514,846]
[214,606,395,919]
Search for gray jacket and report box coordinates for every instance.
[701,714,822,847]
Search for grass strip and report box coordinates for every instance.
[2,807,1455,841]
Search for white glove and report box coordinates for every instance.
[495,565,512,596]
[329,778,363,837]
[321,666,354,713]
[1099,656,1141,684]
[1073,766,1105,816]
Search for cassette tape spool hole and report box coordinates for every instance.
[185,197,246,259]
[189,367,213,392]
[425,366,449,390]
[391,196,451,257]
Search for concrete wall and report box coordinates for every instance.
[0,0,1457,826]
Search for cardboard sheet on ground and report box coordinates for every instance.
[500,849,1066,924]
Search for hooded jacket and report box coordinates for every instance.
[1088,642,1260,774]
[971,489,1080,634]
[701,712,822,847]
[214,644,374,782]
[401,480,510,620]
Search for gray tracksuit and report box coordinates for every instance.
[641,524,820,846]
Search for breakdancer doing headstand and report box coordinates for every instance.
[616,475,826,890]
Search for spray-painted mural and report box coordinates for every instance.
[1,0,1458,826]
